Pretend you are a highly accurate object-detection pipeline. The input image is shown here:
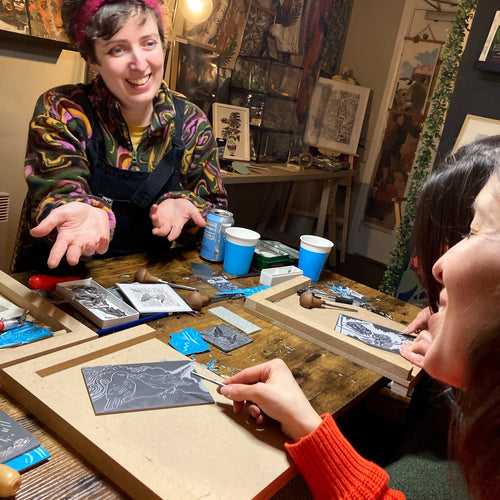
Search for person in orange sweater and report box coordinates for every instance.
[218,136,500,500]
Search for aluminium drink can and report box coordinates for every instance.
[200,209,234,262]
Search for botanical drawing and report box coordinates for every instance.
[82,361,214,414]
[271,0,304,53]
[239,3,275,57]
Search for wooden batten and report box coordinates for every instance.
[245,276,420,396]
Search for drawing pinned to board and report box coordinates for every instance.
[334,314,412,354]
[303,77,370,155]
[81,361,214,415]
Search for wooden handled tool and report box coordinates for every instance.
[299,291,357,312]
[0,464,21,498]
[134,268,198,291]
[185,291,245,311]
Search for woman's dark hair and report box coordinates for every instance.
[411,135,500,311]
[450,325,500,499]
[62,0,165,64]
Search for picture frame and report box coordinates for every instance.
[212,103,251,161]
[304,78,370,155]
[453,114,500,153]
[477,10,500,71]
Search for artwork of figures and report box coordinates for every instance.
[0,0,28,34]
[304,78,370,155]
[335,314,412,354]
[82,361,214,415]
[364,39,441,231]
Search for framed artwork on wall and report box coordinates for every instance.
[303,78,370,155]
[477,10,500,71]
[212,103,250,161]
[453,114,500,152]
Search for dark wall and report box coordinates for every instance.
[436,0,500,162]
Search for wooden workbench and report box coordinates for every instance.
[2,247,420,499]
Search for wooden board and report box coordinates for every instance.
[244,276,420,396]
[0,327,294,499]
[0,271,96,368]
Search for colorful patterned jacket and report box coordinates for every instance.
[24,76,227,233]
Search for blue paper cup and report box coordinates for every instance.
[223,227,260,275]
[298,235,334,281]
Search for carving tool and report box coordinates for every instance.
[0,310,27,334]
[185,291,245,311]
[192,371,225,387]
[28,274,81,290]
[299,291,357,312]
[134,268,198,291]
[297,288,354,305]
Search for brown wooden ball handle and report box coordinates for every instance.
[0,464,21,498]
[299,291,324,309]
[185,291,210,311]
[134,268,160,284]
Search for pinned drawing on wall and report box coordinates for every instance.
[303,77,370,155]
[212,103,250,161]
[364,38,442,231]
[477,10,500,71]
[81,361,214,414]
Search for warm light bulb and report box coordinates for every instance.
[181,0,213,24]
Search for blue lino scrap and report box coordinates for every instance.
[169,328,211,355]
[0,323,53,348]
[4,446,50,472]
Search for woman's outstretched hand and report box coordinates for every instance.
[218,359,322,443]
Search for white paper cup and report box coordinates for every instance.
[223,227,260,275]
[298,235,334,281]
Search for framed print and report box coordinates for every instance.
[478,10,500,68]
[304,78,370,155]
[212,103,251,161]
[453,114,500,153]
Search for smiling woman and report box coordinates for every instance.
[13,0,228,274]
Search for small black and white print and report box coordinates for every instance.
[335,314,413,354]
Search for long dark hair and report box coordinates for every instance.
[450,326,500,499]
[411,136,500,311]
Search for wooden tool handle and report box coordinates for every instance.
[299,291,324,309]
[134,268,160,284]
[0,464,21,498]
[185,292,210,311]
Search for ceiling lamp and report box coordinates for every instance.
[180,0,213,24]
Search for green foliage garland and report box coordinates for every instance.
[379,0,477,296]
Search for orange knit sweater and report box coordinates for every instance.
[285,414,405,500]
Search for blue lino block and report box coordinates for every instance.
[4,446,50,472]
[169,328,211,355]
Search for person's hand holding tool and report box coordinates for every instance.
[218,359,322,443]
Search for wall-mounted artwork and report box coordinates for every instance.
[478,10,500,70]
[271,0,304,54]
[212,103,250,161]
[81,361,214,414]
[0,0,28,35]
[364,38,442,231]
[453,114,500,152]
[172,41,219,116]
[239,3,275,57]
[303,78,370,155]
